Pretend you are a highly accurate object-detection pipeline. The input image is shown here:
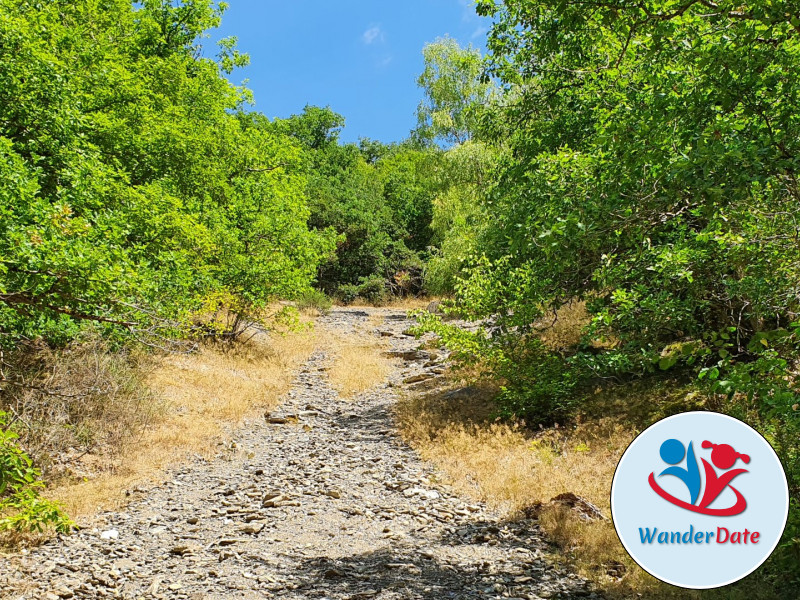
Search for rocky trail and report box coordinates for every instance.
[1,308,598,600]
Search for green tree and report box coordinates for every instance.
[1,0,335,531]
[424,140,499,295]
[415,37,493,145]
[272,105,345,151]
[273,109,438,301]
[0,0,332,351]
[376,145,439,253]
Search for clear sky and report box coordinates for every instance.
[208,1,490,143]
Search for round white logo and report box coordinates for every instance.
[611,411,789,589]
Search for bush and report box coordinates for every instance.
[337,276,389,306]
[0,335,159,478]
[0,1,332,355]
[0,411,72,534]
[356,277,389,305]
[295,289,333,313]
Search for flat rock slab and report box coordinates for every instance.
[0,308,599,600]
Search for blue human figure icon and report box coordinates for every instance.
[658,439,701,505]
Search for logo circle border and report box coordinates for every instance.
[610,410,790,590]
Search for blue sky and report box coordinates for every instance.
[208,1,490,143]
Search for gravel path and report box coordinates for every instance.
[0,308,598,600]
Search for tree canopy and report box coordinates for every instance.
[0,0,334,349]
[415,37,493,146]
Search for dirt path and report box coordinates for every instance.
[1,308,597,600]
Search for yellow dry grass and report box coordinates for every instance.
[538,300,590,351]
[48,327,319,520]
[536,299,620,352]
[396,375,782,599]
[324,332,393,399]
[395,384,729,599]
[343,296,436,311]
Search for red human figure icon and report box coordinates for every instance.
[698,441,750,511]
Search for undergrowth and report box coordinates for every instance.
[0,411,72,535]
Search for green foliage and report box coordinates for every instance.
[275,108,438,299]
[0,412,71,533]
[307,142,407,294]
[0,0,333,352]
[0,0,337,529]
[337,276,388,306]
[417,0,800,588]
[415,37,494,145]
[271,105,345,151]
[416,309,582,422]
[376,147,437,253]
[412,39,505,296]
[424,141,500,295]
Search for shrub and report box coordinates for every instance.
[337,277,389,306]
[0,411,72,534]
[355,277,389,305]
[0,335,159,478]
[295,289,333,313]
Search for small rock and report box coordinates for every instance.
[550,492,606,521]
[265,412,299,424]
[604,560,627,578]
[403,487,440,500]
[442,386,483,400]
[262,493,286,507]
[169,545,196,556]
[386,350,427,361]
[147,578,162,595]
[99,529,119,540]
[239,522,265,535]
[426,300,443,314]
[218,538,244,546]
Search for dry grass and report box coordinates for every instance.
[395,296,774,598]
[395,388,632,513]
[324,330,394,399]
[0,337,159,480]
[343,296,436,311]
[395,382,750,599]
[536,299,620,352]
[47,325,320,520]
[537,300,591,351]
